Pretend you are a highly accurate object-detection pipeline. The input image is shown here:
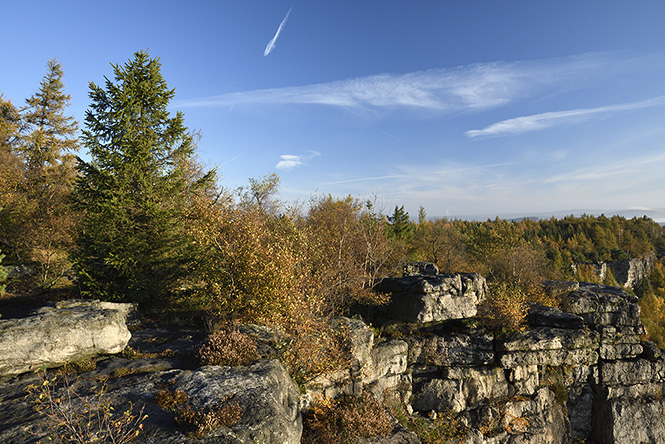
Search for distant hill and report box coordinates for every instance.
[454,208,665,224]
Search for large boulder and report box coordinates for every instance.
[0,300,134,375]
[165,360,302,444]
[375,273,487,323]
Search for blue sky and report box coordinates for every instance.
[2,1,665,220]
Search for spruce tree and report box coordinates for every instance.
[387,205,412,240]
[74,51,214,305]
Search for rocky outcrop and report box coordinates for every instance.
[374,271,487,323]
[0,300,134,375]
[572,252,656,289]
[1,268,663,443]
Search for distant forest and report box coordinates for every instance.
[2,52,665,361]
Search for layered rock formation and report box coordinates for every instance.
[307,270,664,443]
[572,252,656,289]
[1,266,663,443]
[0,300,134,375]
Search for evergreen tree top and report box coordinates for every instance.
[21,59,79,169]
[83,50,192,175]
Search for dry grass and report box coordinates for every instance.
[195,328,259,367]
[26,370,147,444]
[302,392,393,444]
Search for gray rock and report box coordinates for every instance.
[566,283,641,328]
[0,300,133,375]
[329,316,374,366]
[375,273,487,323]
[167,360,302,444]
[593,379,665,444]
[412,367,508,413]
[402,262,439,276]
[527,303,584,329]
[497,327,599,369]
[364,339,409,399]
[641,340,662,361]
[358,427,422,444]
[408,331,494,367]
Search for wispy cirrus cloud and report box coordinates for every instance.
[176,53,614,113]
[544,152,665,184]
[264,7,293,57]
[275,150,320,170]
[466,95,665,138]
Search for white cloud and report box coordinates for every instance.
[275,150,320,170]
[176,53,614,114]
[264,7,292,57]
[466,95,665,138]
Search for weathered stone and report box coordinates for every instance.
[300,367,355,410]
[508,365,539,395]
[599,359,663,386]
[497,327,598,368]
[408,332,494,367]
[499,387,569,443]
[358,427,422,444]
[607,252,656,289]
[0,300,133,375]
[375,273,487,323]
[403,262,439,276]
[527,303,584,329]
[412,367,508,413]
[329,316,374,366]
[167,360,302,444]
[565,283,641,328]
[641,340,662,361]
[368,340,409,379]
[593,381,665,444]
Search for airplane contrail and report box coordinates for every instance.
[264,7,293,56]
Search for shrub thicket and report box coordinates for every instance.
[302,392,393,444]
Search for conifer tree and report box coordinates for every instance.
[387,205,412,240]
[74,51,214,304]
[21,60,79,171]
[0,62,79,288]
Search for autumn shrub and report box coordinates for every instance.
[277,318,351,386]
[303,195,394,315]
[0,247,7,295]
[154,388,188,411]
[155,388,242,439]
[302,392,393,444]
[196,328,259,367]
[182,185,395,383]
[174,403,243,439]
[26,370,147,444]
[479,281,559,333]
[639,292,665,349]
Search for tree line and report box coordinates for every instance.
[2,51,665,351]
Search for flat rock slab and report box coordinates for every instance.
[0,300,133,375]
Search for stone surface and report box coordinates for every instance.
[0,300,133,375]
[3,279,665,443]
[375,272,487,323]
[403,262,439,276]
[497,327,599,368]
[408,331,494,367]
[166,360,302,444]
[412,366,508,413]
[527,303,585,329]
